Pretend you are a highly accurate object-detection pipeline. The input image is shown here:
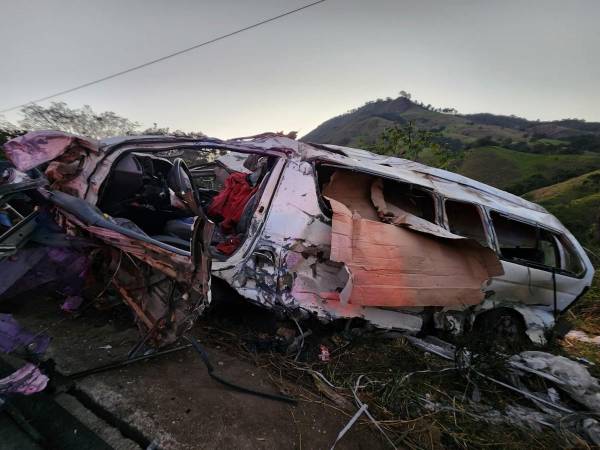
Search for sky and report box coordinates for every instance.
[1,0,599,138]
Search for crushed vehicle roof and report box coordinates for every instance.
[100,134,561,230]
[100,134,549,213]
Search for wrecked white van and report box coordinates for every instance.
[2,131,594,345]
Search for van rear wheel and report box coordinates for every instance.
[472,309,529,353]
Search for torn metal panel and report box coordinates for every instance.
[305,144,551,217]
[108,251,207,346]
[56,211,212,346]
[510,351,600,412]
[327,197,502,307]
[0,247,48,297]
[3,130,98,172]
[4,130,102,199]
[370,177,461,239]
[1,242,92,302]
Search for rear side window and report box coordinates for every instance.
[380,178,436,222]
[445,200,488,246]
[490,211,583,275]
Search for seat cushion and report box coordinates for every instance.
[164,217,194,241]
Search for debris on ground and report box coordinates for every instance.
[510,350,600,412]
[187,299,600,449]
[0,363,48,395]
[564,329,600,346]
[0,313,50,356]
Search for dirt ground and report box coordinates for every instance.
[0,290,387,450]
[4,277,598,449]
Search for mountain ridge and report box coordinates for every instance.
[302,96,600,147]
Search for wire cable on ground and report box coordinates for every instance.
[183,334,297,405]
[0,0,326,113]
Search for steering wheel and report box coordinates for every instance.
[168,158,202,215]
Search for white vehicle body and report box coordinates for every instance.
[4,132,593,344]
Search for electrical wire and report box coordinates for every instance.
[184,335,297,404]
[0,0,326,114]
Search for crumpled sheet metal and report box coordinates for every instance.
[370,177,462,239]
[0,314,50,355]
[3,130,103,199]
[55,211,212,346]
[55,208,196,283]
[327,197,502,307]
[3,130,98,172]
[0,363,48,395]
[510,351,600,412]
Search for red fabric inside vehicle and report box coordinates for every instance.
[208,171,258,254]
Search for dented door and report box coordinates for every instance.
[53,202,213,347]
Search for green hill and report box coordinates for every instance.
[302,96,600,148]
[456,146,600,194]
[303,97,530,147]
[524,170,600,246]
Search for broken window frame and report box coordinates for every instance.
[311,161,439,224]
[488,210,586,278]
[112,146,284,262]
[442,198,492,247]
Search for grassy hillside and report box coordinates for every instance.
[524,170,600,247]
[303,97,530,147]
[302,96,600,148]
[456,146,600,194]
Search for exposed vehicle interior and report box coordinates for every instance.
[445,200,489,247]
[97,149,277,257]
[490,211,584,275]
[0,162,47,258]
[315,164,585,276]
[315,164,437,223]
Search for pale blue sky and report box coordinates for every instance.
[1,0,598,138]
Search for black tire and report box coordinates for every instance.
[472,308,530,353]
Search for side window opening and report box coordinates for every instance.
[490,211,582,275]
[315,165,436,224]
[98,148,277,258]
[554,235,585,275]
[380,178,436,222]
[445,200,488,246]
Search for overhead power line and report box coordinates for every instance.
[0,0,326,114]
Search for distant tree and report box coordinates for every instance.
[2,102,203,140]
[368,121,452,166]
[18,102,140,139]
[0,116,25,148]
[398,90,412,100]
[442,108,458,115]
[141,123,171,135]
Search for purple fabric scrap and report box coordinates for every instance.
[0,314,50,355]
[61,295,83,313]
[0,363,48,395]
[0,246,90,302]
